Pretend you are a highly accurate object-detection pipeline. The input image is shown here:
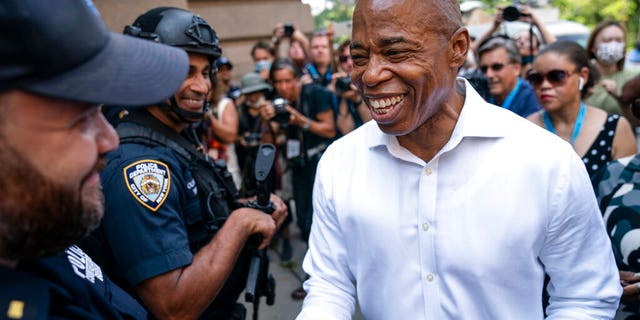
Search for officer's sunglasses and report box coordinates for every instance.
[526,69,576,87]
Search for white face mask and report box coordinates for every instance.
[596,42,625,65]
[247,95,265,109]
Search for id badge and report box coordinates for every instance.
[287,139,301,159]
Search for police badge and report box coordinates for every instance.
[124,160,171,211]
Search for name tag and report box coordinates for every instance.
[287,139,301,159]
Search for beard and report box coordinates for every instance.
[0,138,104,260]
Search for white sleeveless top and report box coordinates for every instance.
[211,97,241,189]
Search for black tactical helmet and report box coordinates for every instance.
[123,7,221,122]
[124,7,221,61]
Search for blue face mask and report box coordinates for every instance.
[255,60,272,73]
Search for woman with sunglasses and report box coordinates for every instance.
[591,76,640,318]
[526,41,637,177]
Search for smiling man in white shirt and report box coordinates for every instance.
[296,0,621,319]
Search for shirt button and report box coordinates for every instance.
[426,274,434,282]
[424,167,432,175]
[422,223,430,231]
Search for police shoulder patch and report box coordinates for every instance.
[123,159,171,212]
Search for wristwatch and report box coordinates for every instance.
[302,119,311,131]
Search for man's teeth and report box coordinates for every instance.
[369,95,403,111]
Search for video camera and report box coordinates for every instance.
[271,97,291,126]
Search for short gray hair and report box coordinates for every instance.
[478,37,521,65]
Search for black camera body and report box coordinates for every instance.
[502,6,520,22]
[502,4,529,22]
[284,23,294,37]
[335,76,352,95]
[271,97,290,126]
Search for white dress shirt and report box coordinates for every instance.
[297,79,621,320]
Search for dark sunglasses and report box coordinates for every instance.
[339,55,351,63]
[526,69,576,87]
[480,63,507,73]
[632,98,640,120]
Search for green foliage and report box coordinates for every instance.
[463,0,639,44]
[462,0,639,46]
[315,1,640,46]
[551,0,639,47]
[313,1,355,30]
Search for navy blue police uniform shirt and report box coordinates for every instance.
[1,245,147,319]
[97,141,198,289]
[81,111,255,319]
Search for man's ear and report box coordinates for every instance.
[449,27,470,69]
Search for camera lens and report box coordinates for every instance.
[271,98,290,126]
[502,6,520,22]
[335,76,352,94]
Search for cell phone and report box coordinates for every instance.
[284,23,294,37]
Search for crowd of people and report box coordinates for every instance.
[3,0,640,319]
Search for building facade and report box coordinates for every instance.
[94,0,314,81]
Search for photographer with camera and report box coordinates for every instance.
[264,58,335,242]
[236,73,277,195]
[471,3,556,78]
[236,72,298,266]
[272,22,310,77]
[330,39,372,136]
[262,58,335,298]
[80,8,288,320]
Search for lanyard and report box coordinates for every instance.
[489,78,521,110]
[501,78,521,110]
[543,102,586,145]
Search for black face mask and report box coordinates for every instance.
[522,55,534,65]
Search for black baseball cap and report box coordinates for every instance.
[0,0,189,106]
[216,56,233,69]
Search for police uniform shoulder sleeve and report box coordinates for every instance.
[16,247,147,320]
[99,145,195,286]
[122,158,172,212]
[0,265,49,320]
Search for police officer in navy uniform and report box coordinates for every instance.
[79,7,288,320]
[0,0,190,319]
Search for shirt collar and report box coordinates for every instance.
[365,78,508,153]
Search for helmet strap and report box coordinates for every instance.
[159,97,205,123]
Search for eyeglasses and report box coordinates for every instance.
[339,55,351,63]
[632,98,640,120]
[526,69,576,87]
[480,63,508,74]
